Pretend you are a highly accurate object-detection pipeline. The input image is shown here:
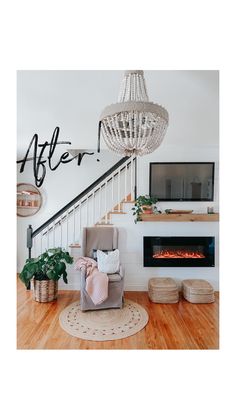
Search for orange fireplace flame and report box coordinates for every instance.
[153,250,205,259]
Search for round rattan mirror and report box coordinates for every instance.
[17,183,42,217]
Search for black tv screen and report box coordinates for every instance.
[149,162,215,201]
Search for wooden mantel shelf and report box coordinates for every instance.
[140,213,219,222]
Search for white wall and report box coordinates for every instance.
[119,145,219,291]
[17,70,219,153]
[138,145,219,212]
[17,150,119,270]
[65,144,219,292]
[17,70,219,290]
[118,212,219,292]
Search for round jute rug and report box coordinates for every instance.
[59,299,149,341]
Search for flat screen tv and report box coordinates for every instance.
[149,162,215,201]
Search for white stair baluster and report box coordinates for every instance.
[92,192,95,225]
[105,181,108,224]
[66,211,69,249]
[32,240,35,258]
[40,232,42,254]
[99,186,101,222]
[134,157,137,200]
[124,165,127,201]
[86,196,89,226]
[130,158,133,201]
[111,175,114,209]
[60,217,63,248]
[53,221,55,247]
[118,169,121,211]
[47,227,49,249]
[29,158,136,256]
[79,203,82,238]
[33,237,36,258]
[73,205,76,244]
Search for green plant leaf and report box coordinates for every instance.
[62,271,68,284]
[55,262,66,275]
[20,247,73,288]
[19,269,32,287]
[46,269,57,280]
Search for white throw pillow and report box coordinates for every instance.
[97,249,120,274]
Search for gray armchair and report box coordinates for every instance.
[80,227,124,311]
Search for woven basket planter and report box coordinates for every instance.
[31,278,58,302]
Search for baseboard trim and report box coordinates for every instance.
[124,284,148,291]
[58,283,148,291]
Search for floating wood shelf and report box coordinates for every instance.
[140,213,219,222]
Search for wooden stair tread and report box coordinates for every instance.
[109,211,127,214]
[113,204,123,211]
[95,223,114,226]
[98,193,132,225]
[122,199,135,203]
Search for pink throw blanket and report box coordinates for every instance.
[75,257,108,305]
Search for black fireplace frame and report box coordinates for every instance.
[143,236,215,267]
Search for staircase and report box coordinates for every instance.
[26,156,137,261]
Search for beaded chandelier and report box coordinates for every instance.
[98,70,169,157]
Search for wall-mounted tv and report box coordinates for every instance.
[149,162,215,201]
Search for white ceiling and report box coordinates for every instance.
[17,70,219,156]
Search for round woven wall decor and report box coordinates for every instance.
[59,299,149,341]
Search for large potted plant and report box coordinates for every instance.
[19,247,73,302]
[132,195,158,223]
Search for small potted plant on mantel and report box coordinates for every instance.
[132,195,158,223]
[19,248,73,302]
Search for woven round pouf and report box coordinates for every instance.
[182,279,215,303]
[59,299,149,341]
[148,277,179,303]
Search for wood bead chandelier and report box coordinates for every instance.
[98,70,169,157]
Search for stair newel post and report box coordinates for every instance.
[27,224,33,259]
[26,224,33,290]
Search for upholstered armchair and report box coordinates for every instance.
[80,227,124,311]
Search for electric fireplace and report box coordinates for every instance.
[143,236,215,267]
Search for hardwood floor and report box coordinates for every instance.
[17,278,219,350]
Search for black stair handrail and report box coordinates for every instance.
[32,156,133,239]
